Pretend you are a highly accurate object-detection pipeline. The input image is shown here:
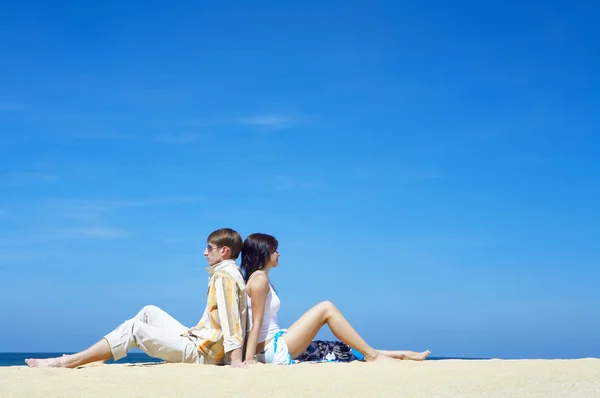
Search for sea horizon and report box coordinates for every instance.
[0,352,492,367]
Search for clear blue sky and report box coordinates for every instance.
[1,0,598,359]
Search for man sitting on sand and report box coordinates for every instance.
[26,228,248,368]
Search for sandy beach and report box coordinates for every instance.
[1,359,598,397]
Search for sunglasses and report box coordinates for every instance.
[206,244,220,252]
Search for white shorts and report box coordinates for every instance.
[256,330,295,365]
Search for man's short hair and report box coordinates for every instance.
[207,228,243,260]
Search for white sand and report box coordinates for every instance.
[1,359,599,397]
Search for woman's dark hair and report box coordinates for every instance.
[241,233,278,282]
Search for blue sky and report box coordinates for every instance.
[1,0,598,359]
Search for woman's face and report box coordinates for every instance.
[267,249,280,268]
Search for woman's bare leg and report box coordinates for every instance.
[283,301,389,361]
[25,339,113,368]
[377,349,431,361]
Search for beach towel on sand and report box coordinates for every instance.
[295,340,364,363]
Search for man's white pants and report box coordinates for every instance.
[104,305,201,363]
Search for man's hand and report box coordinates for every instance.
[226,347,245,367]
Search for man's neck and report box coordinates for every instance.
[208,259,236,271]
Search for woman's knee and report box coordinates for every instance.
[316,300,338,316]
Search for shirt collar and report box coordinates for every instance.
[206,259,238,276]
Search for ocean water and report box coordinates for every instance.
[0,353,481,367]
[0,353,164,367]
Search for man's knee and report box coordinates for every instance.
[138,304,162,321]
[130,318,147,341]
[142,304,160,313]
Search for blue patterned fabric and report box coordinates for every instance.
[295,340,363,363]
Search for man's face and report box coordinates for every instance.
[204,242,226,266]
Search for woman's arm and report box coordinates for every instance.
[244,272,270,363]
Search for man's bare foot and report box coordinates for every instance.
[25,355,72,368]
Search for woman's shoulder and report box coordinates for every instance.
[247,271,270,293]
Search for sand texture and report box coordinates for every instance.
[1,359,599,397]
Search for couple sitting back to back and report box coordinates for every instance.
[26,228,429,368]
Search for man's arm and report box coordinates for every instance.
[214,275,245,366]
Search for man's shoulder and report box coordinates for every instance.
[211,269,245,285]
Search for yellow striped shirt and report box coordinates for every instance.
[186,260,247,364]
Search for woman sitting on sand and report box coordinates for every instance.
[241,233,430,365]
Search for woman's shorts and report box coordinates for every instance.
[256,330,295,365]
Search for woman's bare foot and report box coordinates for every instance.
[409,350,431,361]
[365,349,394,362]
[375,349,431,361]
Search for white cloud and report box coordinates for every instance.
[163,236,204,244]
[46,227,130,240]
[59,212,103,223]
[0,250,41,262]
[391,233,492,252]
[0,196,205,247]
[412,172,445,181]
[274,175,318,191]
[50,196,204,213]
[0,102,23,111]
[153,132,204,144]
[239,114,294,129]
[1,172,59,183]
[35,196,206,229]
[185,113,299,130]
[70,131,137,140]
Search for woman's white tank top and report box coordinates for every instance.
[247,282,282,343]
